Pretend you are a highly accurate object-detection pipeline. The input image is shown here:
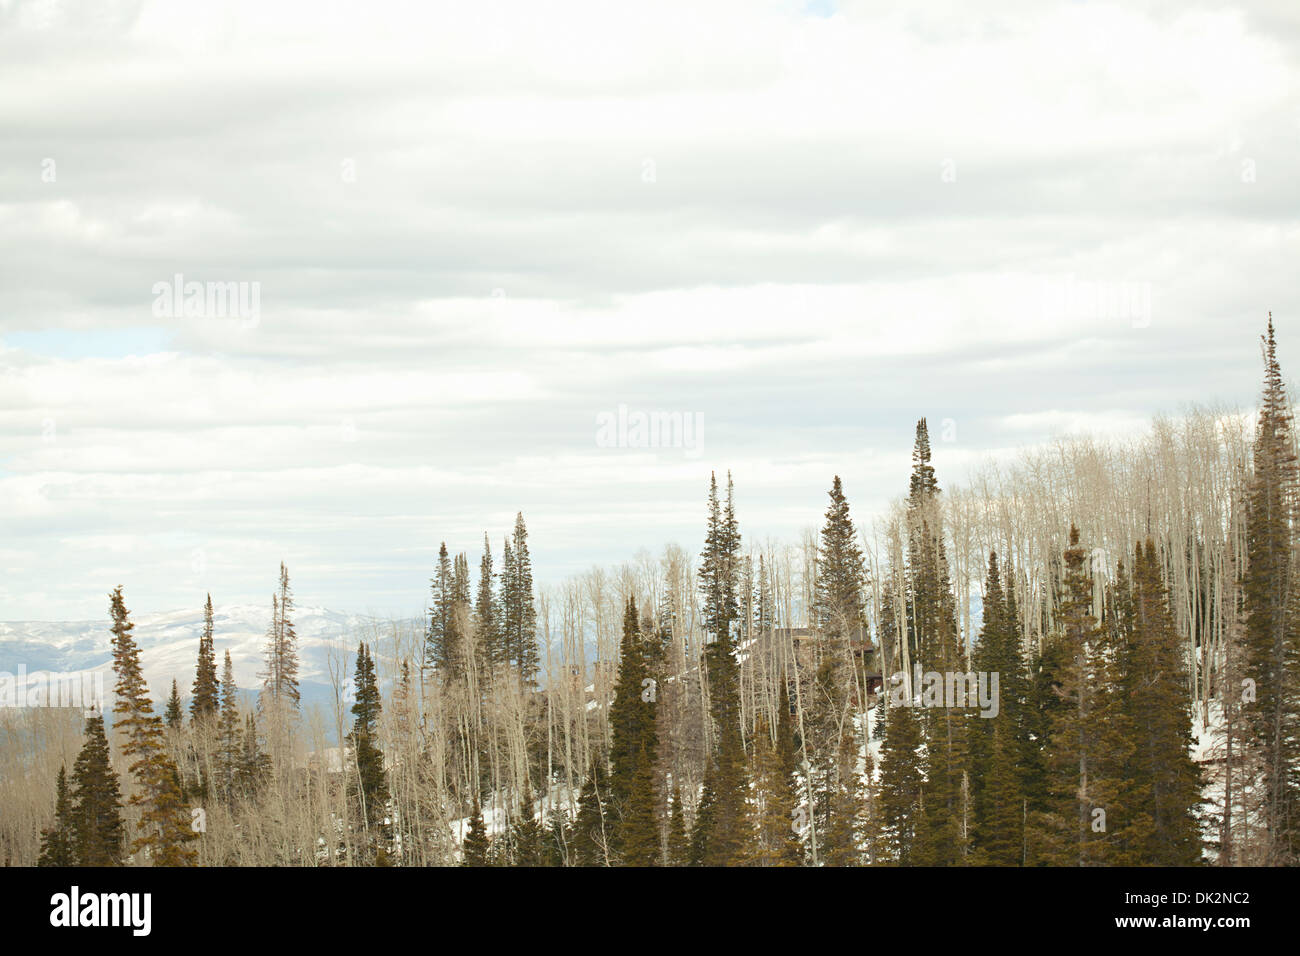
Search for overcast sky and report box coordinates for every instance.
[1,0,1298,621]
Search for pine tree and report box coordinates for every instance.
[776,678,799,785]
[165,680,183,729]
[1121,540,1204,865]
[695,472,749,865]
[259,564,301,722]
[475,533,501,675]
[110,587,198,866]
[547,815,570,867]
[805,656,845,852]
[573,757,612,866]
[815,475,867,639]
[462,800,490,866]
[877,697,923,864]
[507,778,547,866]
[757,553,776,635]
[699,473,741,650]
[236,713,271,796]
[258,564,300,775]
[746,716,801,866]
[688,777,716,867]
[1242,316,1300,864]
[874,588,901,741]
[216,651,241,799]
[608,597,659,864]
[821,730,864,866]
[349,642,391,850]
[501,512,539,684]
[189,593,220,724]
[37,765,77,867]
[1004,557,1044,815]
[426,542,456,677]
[70,713,124,866]
[969,551,1032,865]
[804,477,869,854]
[666,784,690,866]
[903,420,972,865]
[905,419,960,669]
[1031,526,1136,866]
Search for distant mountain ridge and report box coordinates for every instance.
[0,604,424,712]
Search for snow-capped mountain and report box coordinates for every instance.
[0,605,424,712]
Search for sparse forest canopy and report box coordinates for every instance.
[7,320,1299,868]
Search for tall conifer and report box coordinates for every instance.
[1242,316,1300,863]
[37,765,76,867]
[190,593,220,724]
[110,587,197,866]
[1032,527,1135,866]
[70,713,124,866]
[695,472,749,865]
[1121,540,1205,864]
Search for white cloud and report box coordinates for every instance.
[0,0,1296,617]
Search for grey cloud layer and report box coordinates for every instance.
[1,0,1298,618]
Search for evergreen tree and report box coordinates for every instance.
[190,593,220,724]
[905,419,960,669]
[969,551,1032,865]
[804,476,868,855]
[501,512,540,684]
[1121,540,1205,865]
[688,777,716,867]
[666,784,690,867]
[70,713,124,866]
[349,642,391,850]
[475,533,501,674]
[165,679,183,729]
[462,800,490,866]
[216,651,241,799]
[746,716,801,866]
[258,564,300,773]
[259,564,301,711]
[815,475,868,639]
[236,713,271,796]
[507,778,547,866]
[37,765,76,867]
[548,815,571,867]
[805,656,845,852]
[426,542,457,676]
[110,587,198,866]
[608,596,659,863]
[695,472,749,865]
[573,757,612,866]
[757,553,776,635]
[1031,526,1136,866]
[1003,557,1044,812]
[903,420,972,865]
[821,730,864,866]
[874,588,902,742]
[1242,316,1300,864]
[776,678,800,785]
[699,472,741,648]
[877,697,923,864]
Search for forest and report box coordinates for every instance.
[5,318,1298,868]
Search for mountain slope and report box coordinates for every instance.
[0,605,423,712]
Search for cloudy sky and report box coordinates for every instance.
[1,0,1298,621]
